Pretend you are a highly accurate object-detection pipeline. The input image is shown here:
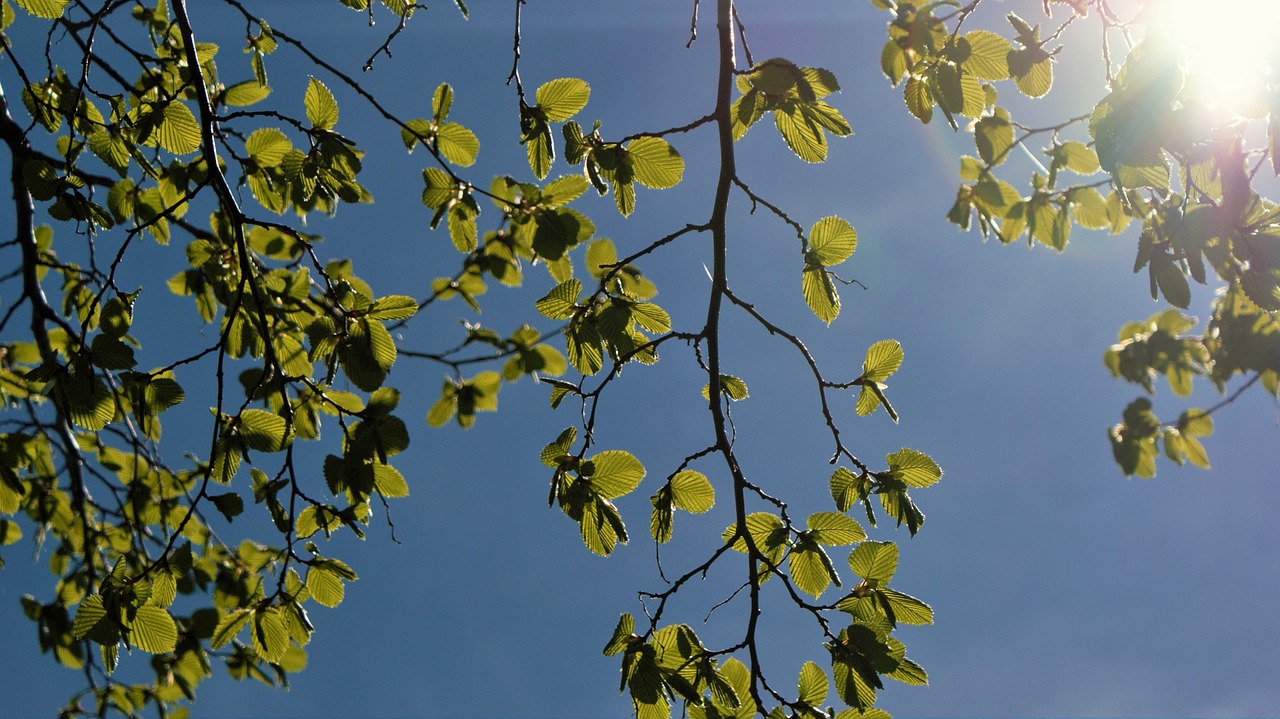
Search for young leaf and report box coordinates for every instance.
[588,450,645,499]
[626,137,684,189]
[861,339,903,382]
[536,78,590,122]
[304,77,339,130]
[797,661,829,707]
[535,279,582,320]
[211,608,252,650]
[307,565,345,608]
[848,541,899,586]
[806,512,866,546]
[789,541,836,597]
[128,605,178,654]
[885,448,942,488]
[701,373,749,401]
[670,470,714,513]
[802,266,841,324]
[808,216,858,267]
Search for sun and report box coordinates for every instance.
[1140,0,1280,113]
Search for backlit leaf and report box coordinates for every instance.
[304,77,339,130]
[307,566,345,608]
[14,0,68,18]
[886,448,942,487]
[809,216,857,267]
[211,608,251,649]
[802,266,841,324]
[589,450,645,499]
[862,339,903,382]
[154,103,202,155]
[797,661,829,707]
[848,541,898,585]
[670,470,714,513]
[129,605,177,654]
[627,137,684,189]
[536,78,590,122]
[807,512,866,546]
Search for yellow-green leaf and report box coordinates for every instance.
[626,136,684,189]
[670,470,714,513]
[809,216,857,266]
[304,77,339,130]
[14,0,67,19]
[129,605,177,654]
[536,78,590,122]
[154,103,202,155]
[802,266,840,324]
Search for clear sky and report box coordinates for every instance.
[2,1,1278,717]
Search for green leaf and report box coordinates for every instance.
[73,595,117,644]
[432,82,453,122]
[1152,254,1191,309]
[701,373,749,401]
[631,302,671,334]
[724,512,787,558]
[436,122,479,167]
[1057,140,1100,175]
[802,266,841,324]
[1010,51,1054,98]
[848,541,898,585]
[154,103,202,155]
[959,30,1012,80]
[129,605,177,654]
[626,137,684,189]
[603,613,637,658]
[886,448,942,487]
[790,541,835,597]
[223,80,272,107]
[373,463,409,497]
[239,409,289,453]
[307,566,345,608]
[245,128,292,170]
[367,295,418,321]
[536,78,590,122]
[211,492,244,522]
[904,76,934,124]
[974,106,1015,166]
[540,427,577,468]
[775,108,827,162]
[670,470,714,513]
[212,608,251,650]
[14,0,67,20]
[808,216,857,266]
[887,656,928,686]
[544,175,590,206]
[829,467,863,513]
[589,450,645,499]
[252,608,289,663]
[14,0,65,17]
[807,512,866,546]
[535,278,581,320]
[1179,409,1213,437]
[862,339,903,382]
[304,77,339,130]
[421,167,453,209]
[0,518,22,546]
[880,587,934,625]
[650,488,674,543]
[797,661,829,707]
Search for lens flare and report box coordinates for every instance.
[1142,0,1280,113]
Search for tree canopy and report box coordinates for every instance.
[0,0,1276,717]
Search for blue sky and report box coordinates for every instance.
[2,1,1278,717]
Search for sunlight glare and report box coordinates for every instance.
[1144,0,1280,113]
